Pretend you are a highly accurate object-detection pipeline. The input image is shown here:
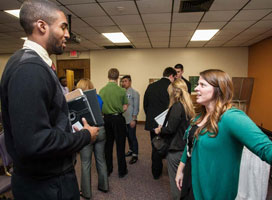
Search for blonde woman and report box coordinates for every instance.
[76,78,109,199]
[154,79,195,200]
[176,69,272,199]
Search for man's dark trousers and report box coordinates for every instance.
[104,114,127,176]
[150,130,163,178]
[12,169,80,200]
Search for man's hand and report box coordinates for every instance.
[154,125,162,134]
[74,118,99,142]
[130,120,136,128]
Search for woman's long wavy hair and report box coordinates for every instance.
[194,69,233,138]
[169,79,195,120]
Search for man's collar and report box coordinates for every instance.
[23,39,52,67]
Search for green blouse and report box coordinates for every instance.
[181,108,272,200]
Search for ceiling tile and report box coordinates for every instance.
[0,24,17,33]
[145,24,170,32]
[223,21,256,30]
[170,41,187,48]
[205,40,226,47]
[142,13,171,24]
[73,27,98,34]
[148,31,170,37]
[119,25,145,32]
[0,0,21,10]
[100,1,138,15]
[150,37,169,43]
[97,0,134,2]
[71,18,90,29]
[232,9,271,21]
[129,37,149,43]
[249,20,272,31]
[244,0,272,9]
[66,3,106,17]
[112,15,142,25]
[172,12,204,23]
[171,23,198,31]
[6,22,24,31]
[202,11,238,22]
[152,43,169,48]
[187,41,206,47]
[198,22,226,29]
[263,13,272,20]
[58,0,96,5]
[171,30,194,37]
[171,36,191,42]
[0,11,20,24]
[125,32,148,38]
[133,43,152,48]
[223,40,244,46]
[83,16,115,26]
[136,0,172,14]
[93,26,120,32]
[209,0,248,11]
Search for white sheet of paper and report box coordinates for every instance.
[72,121,83,133]
[154,109,168,126]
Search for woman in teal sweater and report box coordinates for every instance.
[175,69,272,200]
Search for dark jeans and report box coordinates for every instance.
[150,131,163,178]
[12,170,80,200]
[126,123,138,155]
[104,114,127,175]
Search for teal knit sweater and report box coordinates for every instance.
[181,108,272,200]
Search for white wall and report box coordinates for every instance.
[90,47,248,121]
[0,47,248,121]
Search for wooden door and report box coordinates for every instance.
[57,59,90,86]
[66,70,74,92]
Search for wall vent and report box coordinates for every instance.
[179,0,214,12]
[103,45,134,49]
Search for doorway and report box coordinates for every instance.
[57,59,90,91]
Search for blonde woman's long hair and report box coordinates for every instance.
[194,69,233,138]
[76,78,94,91]
[169,79,195,120]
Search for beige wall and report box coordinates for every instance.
[0,54,12,77]
[0,47,248,121]
[90,47,248,121]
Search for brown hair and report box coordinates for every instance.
[194,69,233,138]
[76,78,94,91]
[108,68,119,80]
[169,79,195,119]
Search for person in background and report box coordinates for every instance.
[121,75,140,165]
[154,79,195,200]
[175,69,272,200]
[76,78,109,200]
[143,67,177,179]
[99,68,129,178]
[174,64,191,94]
[59,76,69,94]
[0,1,99,199]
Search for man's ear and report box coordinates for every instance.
[36,19,48,34]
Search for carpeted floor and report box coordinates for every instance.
[76,124,172,200]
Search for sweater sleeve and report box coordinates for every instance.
[223,109,272,164]
[8,63,90,159]
[160,102,185,136]
[132,90,140,117]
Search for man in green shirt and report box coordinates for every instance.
[99,68,128,178]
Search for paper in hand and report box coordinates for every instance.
[72,121,83,133]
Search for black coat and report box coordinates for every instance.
[182,77,191,94]
[144,78,171,131]
[160,102,190,151]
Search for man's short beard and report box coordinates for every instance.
[48,32,64,55]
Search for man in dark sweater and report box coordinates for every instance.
[143,67,176,179]
[0,0,98,199]
[174,63,191,94]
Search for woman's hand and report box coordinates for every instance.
[154,125,162,134]
[175,162,185,191]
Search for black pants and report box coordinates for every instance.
[104,114,127,175]
[12,170,80,200]
[150,131,163,178]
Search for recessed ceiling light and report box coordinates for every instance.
[191,29,219,41]
[102,32,130,43]
[4,9,20,18]
[21,37,27,41]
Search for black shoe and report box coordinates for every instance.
[129,156,138,164]
[119,169,128,178]
[98,188,108,193]
[107,169,113,177]
[125,151,133,157]
[153,174,161,180]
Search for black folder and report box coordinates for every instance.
[67,95,95,127]
[83,89,104,126]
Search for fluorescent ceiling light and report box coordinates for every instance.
[102,32,130,43]
[21,37,27,41]
[4,9,20,18]
[191,29,219,41]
